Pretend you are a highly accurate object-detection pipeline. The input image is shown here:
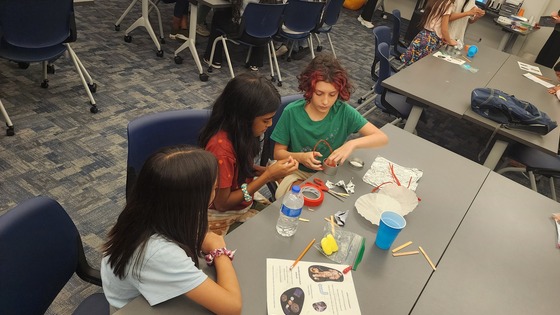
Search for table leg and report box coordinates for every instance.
[403,105,423,133]
[482,139,509,170]
[503,33,518,54]
[497,32,510,52]
[173,3,208,81]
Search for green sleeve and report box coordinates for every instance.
[344,102,368,134]
[270,107,291,146]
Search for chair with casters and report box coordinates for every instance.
[276,0,325,62]
[126,109,211,198]
[311,0,345,58]
[259,94,302,200]
[0,99,14,136]
[0,196,109,315]
[207,3,287,86]
[114,0,170,57]
[0,0,99,113]
[497,143,560,201]
[355,42,413,124]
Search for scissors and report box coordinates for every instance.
[312,178,348,201]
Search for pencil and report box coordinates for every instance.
[392,251,419,257]
[419,246,437,270]
[460,55,471,63]
[535,74,553,82]
[391,241,413,253]
[289,239,316,271]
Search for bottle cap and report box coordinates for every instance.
[292,185,301,193]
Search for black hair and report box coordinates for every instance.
[103,146,218,279]
[554,62,560,72]
[199,72,280,185]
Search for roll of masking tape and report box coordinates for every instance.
[301,183,325,207]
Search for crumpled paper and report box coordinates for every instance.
[325,179,355,194]
[362,156,423,191]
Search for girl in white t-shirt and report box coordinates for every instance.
[448,0,485,42]
[101,146,242,315]
[400,0,456,66]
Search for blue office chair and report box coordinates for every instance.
[356,26,392,107]
[0,0,98,113]
[277,0,325,62]
[390,9,408,59]
[311,0,345,58]
[0,196,109,315]
[126,109,211,198]
[260,94,302,200]
[497,143,560,201]
[208,3,287,86]
[357,42,413,124]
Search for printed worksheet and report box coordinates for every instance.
[518,61,542,75]
[266,259,361,315]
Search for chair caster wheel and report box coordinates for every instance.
[47,64,55,74]
[90,106,99,114]
[357,98,364,104]
[160,37,165,44]
[41,80,49,88]
[124,35,132,43]
[277,81,282,87]
[88,83,97,93]
[156,50,164,57]
[6,126,14,136]
[115,24,120,31]
[174,56,183,64]
[18,62,29,69]
[199,73,209,82]
[271,77,276,83]
[316,46,323,52]
[207,67,213,73]
[286,57,292,62]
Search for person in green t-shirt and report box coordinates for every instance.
[271,54,389,199]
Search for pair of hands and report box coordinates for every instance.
[468,6,485,18]
[548,85,560,94]
[299,142,354,171]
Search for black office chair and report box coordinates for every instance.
[0,0,98,113]
[497,143,560,201]
[126,109,211,198]
[311,0,345,58]
[0,196,109,315]
[357,25,393,105]
[207,3,287,85]
[260,94,302,200]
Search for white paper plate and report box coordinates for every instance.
[355,193,402,225]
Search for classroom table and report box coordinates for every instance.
[463,55,560,169]
[115,123,491,314]
[382,44,510,134]
[411,171,560,315]
[173,0,231,82]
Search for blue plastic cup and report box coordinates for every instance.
[375,211,406,250]
[467,45,478,58]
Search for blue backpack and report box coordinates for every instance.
[471,88,557,135]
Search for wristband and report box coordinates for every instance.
[241,183,252,202]
[205,248,236,266]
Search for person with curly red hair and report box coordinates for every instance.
[271,54,388,198]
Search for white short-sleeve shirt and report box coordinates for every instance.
[449,0,475,42]
[101,235,208,308]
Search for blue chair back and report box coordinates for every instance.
[126,109,211,198]
[243,3,287,39]
[374,42,391,94]
[0,0,73,48]
[371,26,392,83]
[322,0,345,27]
[391,9,402,48]
[0,196,105,314]
[282,0,325,33]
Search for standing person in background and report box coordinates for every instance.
[101,146,242,315]
[199,73,298,235]
[448,0,485,43]
[535,9,560,68]
[400,0,456,66]
[170,0,190,40]
[357,0,379,29]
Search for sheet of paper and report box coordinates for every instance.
[432,51,466,65]
[522,73,555,88]
[266,258,361,315]
[517,61,542,75]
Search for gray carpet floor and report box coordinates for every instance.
[0,1,555,313]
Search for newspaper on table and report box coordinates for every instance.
[266,258,361,315]
[362,156,423,192]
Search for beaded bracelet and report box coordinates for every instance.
[241,183,252,202]
[204,248,236,266]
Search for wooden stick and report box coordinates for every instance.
[392,241,413,253]
[298,218,310,222]
[392,251,419,257]
[419,246,437,270]
[330,215,336,235]
[535,74,553,82]
[290,239,316,271]
[460,55,471,63]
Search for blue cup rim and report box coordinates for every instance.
[380,211,406,229]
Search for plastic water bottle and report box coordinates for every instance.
[276,186,304,237]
